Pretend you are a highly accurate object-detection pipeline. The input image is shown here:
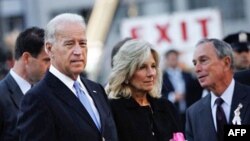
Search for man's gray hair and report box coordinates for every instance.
[196,38,234,69]
[45,13,86,44]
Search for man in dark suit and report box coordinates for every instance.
[186,38,250,141]
[234,69,250,85]
[17,13,118,141]
[0,27,50,141]
[223,31,250,72]
[0,45,11,79]
[162,49,203,130]
[225,31,250,85]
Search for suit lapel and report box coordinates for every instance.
[229,82,250,124]
[45,72,99,132]
[200,95,217,140]
[163,72,174,91]
[5,73,23,109]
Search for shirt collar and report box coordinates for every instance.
[10,69,32,94]
[211,79,235,107]
[49,65,80,94]
[166,67,181,75]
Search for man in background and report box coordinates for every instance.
[162,49,203,130]
[0,27,50,141]
[225,31,250,85]
[0,44,9,80]
[223,31,250,72]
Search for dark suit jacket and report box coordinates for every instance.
[162,71,203,108]
[234,69,250,86]
[185,82,250,141]
[0,73,23,141]
[17,72,118,141]
[110,96,181,141]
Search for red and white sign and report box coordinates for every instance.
[120,8,222,67]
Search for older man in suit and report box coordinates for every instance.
[186,38,250,141]
[17,13,118,141]
[0,27,50,141]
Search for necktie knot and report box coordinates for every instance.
[73,81,81,90]
[73,81,84,98]
[215,97,224,106]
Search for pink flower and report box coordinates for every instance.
[169,132,186,141]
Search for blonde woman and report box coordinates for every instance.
[106,39,181,141]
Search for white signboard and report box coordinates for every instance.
[121,8,223,67]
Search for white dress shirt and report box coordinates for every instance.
[49,65,100,126]
[10,69,32,94]
[211,79,235,131]
[166,68,186,112]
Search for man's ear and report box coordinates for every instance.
[45,42,51,53]
[22,52,32,64]
[45,42,53,58]
[223,56,232,70]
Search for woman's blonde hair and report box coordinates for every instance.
[106,39,162,99]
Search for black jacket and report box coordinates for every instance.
[17,72,118,141]
[234,69,250,86]
[110,96,181,141]
[0,73,23,141]
[162,71,203,108]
